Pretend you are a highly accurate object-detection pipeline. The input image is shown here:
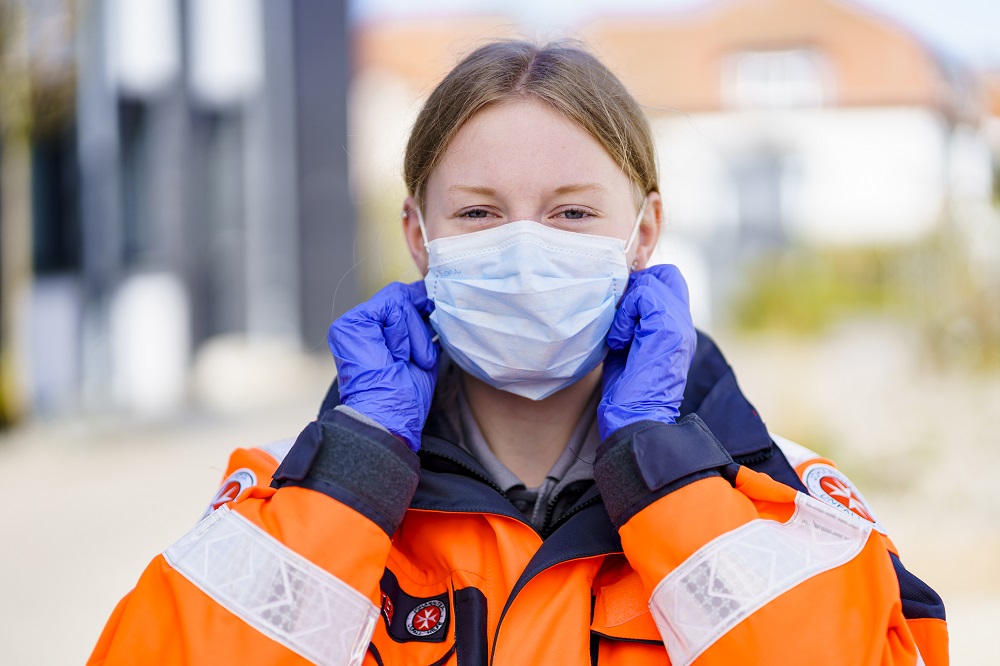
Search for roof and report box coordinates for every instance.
[353,16,522,97]
[353,0,983,121]
[580,0,958,113]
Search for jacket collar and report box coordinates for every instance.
[414,331,771,466]
[318,329,774,494]
[679,331,773,461]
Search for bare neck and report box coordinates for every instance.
[461,368,601,488]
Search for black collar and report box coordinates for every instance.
[318,330,774,468]
[679,331,774,462]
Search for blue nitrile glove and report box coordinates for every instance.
[327,281,439,452]
[598,264,697,440]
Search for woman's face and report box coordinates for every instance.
[403,98,661,274]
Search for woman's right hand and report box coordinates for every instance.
[598,265,696,440]
[327,281,439,452]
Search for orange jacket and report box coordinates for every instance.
[90,334,947,665]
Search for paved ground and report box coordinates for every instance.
[1,326,996,663]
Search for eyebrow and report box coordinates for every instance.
[446,183,608,196]
[447,185,498,196]
[553,183,607,196]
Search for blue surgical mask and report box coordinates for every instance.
[419,205,645,400]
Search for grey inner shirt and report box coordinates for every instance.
[445,369,601,529]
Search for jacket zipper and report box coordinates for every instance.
[541,491,601,538]
[418,448,508,496]
[733,446,773,467]
[421,447,601,538]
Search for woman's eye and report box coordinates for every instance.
[461,208,492,219]
[558,208,591,220]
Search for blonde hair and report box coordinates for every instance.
[404,40,658,210]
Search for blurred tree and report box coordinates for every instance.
[0,0,78,425]
[731,232,1000,370]
[0,0,33,426]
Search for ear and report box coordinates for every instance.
[629,191,662,271]
[401,196,429,275]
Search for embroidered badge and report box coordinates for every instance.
[802,463,886,533]
[378,569,450,643]
[203,468,257,518]
[380,591,395,625]
[406,600,447,637]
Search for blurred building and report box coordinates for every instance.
[4,0,999,422]
[352,0,999,328]
[585,0,997,321]
[0,0,355,420]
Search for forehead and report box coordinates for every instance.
[427,99,630,199]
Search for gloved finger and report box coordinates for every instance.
[328,303,394,369]
[606,288,638,351]
[329,281,415,367]
[374,283,436,371]
[401,280,434,319]
[639,264,691,310]
[400,294,438,371]
[618,265,695,350]
[398,280,438,370]
[606,273,664,351]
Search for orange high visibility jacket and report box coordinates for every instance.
[90,333,948,665]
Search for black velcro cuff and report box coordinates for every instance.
[594,414,734,528]
[271,409,419,536]
[632,415,733,490]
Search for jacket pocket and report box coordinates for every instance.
[454,587,489,666]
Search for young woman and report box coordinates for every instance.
[90,41,947,665]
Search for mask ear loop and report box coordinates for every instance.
[413,205,440,344]
[624,199,648,254]
[415,206,429,247]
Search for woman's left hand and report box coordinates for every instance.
[328,281,439,452]
[598,264,696,440]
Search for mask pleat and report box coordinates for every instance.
[424,219,633,400]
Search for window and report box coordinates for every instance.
[723,49,830,108]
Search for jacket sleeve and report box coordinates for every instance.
[88,407,418,666]
[770,433,949,665]
[594,415,948,666]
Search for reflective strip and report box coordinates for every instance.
[649,493,871,666]
[163,505,378,666]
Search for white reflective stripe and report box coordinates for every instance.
[259,437,296,464]
[649,493,871,666]
[163,505,378,666]
[769,432,820,469]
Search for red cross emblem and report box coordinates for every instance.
[818,475,875,522]
[413,606,440,631]
[203,469,256,519]
[211,481,242,512]
[802,462,886,534]
[406,600,446,637]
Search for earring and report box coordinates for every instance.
[401,210,408,219]
[630,259,639,272]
